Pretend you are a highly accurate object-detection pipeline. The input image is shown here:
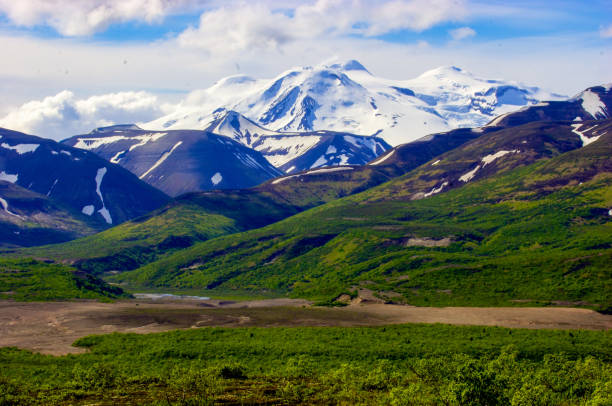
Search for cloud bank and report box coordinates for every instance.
[178,0,468,54]
[0,90,170,140]
[0,0,199,36]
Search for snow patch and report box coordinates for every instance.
[94,167,112,224]
[98,207,112,224]
[46,179,58,196]
[581,90,607,118]
[310,155,327,168]
[271,174,300,185]
[459,165,480,182]
[140,141,183,179]
[0,171,18,183]
[305,166,354,175]
[571,124,601,147]
[369,150,395,165]
[254,135,322,167]
[271,166,353,184]
[110,150,125,164]
[211,172,223,185]
[73,132,167,151]
[285,166,296,173]
[481,150,519,166]
[338,154,350,165]
[431,159,441,166]
[487,112,511,127]
[326,145,337,154]
[81,205,95,216]
[0,196,22,218]
[423,181,449,198]
[573,116,582,122]
[1,143,39,154]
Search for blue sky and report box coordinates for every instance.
[0,0,609,136]
[0,1,608,46]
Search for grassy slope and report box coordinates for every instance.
[1,324,610,404]
[18,125,492,270]
[113,133,612,310]
[0,258,127,301]
[22,203,240,275]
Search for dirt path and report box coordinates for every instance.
[0,299,610,356]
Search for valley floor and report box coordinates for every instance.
[1,299,610,355]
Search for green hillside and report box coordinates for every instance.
[1,324,610,404]
[0,258,127,301]
[19,124,495,271]
[22,203,240,275]
[112,132,612,310]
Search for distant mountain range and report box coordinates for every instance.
[25,83,612,272]
[145,60,563,146]
[3,61,610,254]
[15,80,612,311]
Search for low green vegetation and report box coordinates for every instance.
[21,204,239,275]
[0,258,127,301]
[112,137,612,310]
[1,324,610,405]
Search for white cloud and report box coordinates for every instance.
[449,26,476,41]
[178,0,467,54]
[0,90,172,140]
[600,24,612,38]
[0,0,200,36]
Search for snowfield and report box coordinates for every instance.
[143,60,562,147]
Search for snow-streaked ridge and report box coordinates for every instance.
[140,141,183,179]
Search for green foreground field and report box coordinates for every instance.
[1,323,611,405]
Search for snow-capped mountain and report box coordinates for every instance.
[0,127,169,226]
[144,60,563,146]
[205,110,390,173]
[485,84,611,127]
[62,125,283,196]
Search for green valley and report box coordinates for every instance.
[110,128,612,311]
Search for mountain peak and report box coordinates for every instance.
[418,65,472,79]
[324,59,371,74]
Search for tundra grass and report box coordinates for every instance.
[1,323,610,405]
[0,258,127,301]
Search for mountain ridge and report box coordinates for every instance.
[145,59,563,146]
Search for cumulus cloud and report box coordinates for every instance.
[600,24,612,38]
[0,0,199,36]
[178,0,467,53]
[449,26,476,41]
[0,90,171,140]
